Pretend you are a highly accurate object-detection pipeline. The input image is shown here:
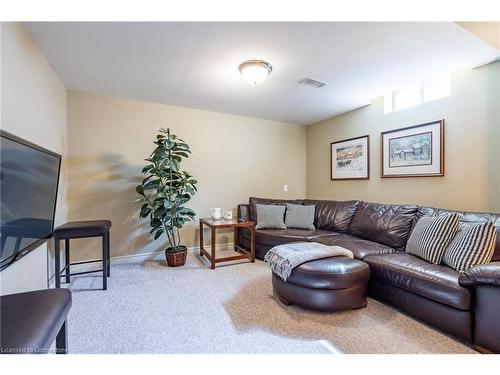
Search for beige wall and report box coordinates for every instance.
[457,22,500,50]
[0,23,67,295]
[67,91,306,260]
[307,61,500,213]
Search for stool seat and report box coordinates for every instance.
[0,289,71,354]
[53,220,111,290]
[53,220,112,239]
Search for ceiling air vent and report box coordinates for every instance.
[298,78,327,88]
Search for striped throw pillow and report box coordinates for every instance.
[443,222,497,272]
[406,214,459,264]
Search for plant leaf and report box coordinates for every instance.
[154,229,164,240]
[142,165,153,174]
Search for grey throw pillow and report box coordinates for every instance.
[255,204,287,230]
[285,203,315,230]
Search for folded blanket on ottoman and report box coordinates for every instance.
[264,242,354,281]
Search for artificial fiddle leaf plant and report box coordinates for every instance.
[136,128,197,253]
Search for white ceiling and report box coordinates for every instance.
[24,22,499,125]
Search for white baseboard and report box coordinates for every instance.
[109,242,236,265]
[48,242,236,288]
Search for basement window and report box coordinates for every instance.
[384,72,451,114]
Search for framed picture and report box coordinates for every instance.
[381,119,444,178]
[330,135,370,180]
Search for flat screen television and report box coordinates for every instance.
[0,130,61,270]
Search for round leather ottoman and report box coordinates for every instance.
[272,257,370,312]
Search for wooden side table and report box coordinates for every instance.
[199,218,255,269]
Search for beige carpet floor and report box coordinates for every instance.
[65,250,477,354]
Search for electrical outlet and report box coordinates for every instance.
[283,184,288,192]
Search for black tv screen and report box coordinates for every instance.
[0,130,61,270]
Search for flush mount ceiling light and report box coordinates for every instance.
[238,60,273,85]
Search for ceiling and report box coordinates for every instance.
[24,22,499,125]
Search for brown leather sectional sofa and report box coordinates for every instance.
[236,197,500,353]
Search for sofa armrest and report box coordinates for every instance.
[458,262,500,353]
[237,204,250,221]
[459,262,500,287]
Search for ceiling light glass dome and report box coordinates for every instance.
[238,60,273,85]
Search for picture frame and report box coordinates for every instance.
[330,135,370,180]
[381,119,444,178]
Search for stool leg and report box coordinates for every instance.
[102,234,108,290]
[55,239,61,288]
[14,236,22,252]
[106,232,110,277]
[56,320,68,354]
[1,234,8,257]
[65,239,70,283]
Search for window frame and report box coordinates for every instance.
[384,72,451,114]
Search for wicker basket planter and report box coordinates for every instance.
[165,246,187,267]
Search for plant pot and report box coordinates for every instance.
[165,246,187,267]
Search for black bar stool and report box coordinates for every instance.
[53,220,112,290]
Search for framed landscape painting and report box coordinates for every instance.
[331,135,369,180]
[381,119,444,178]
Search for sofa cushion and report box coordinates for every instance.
[348,201,418,250]
[364,252,471,310]
[317,232,396,260]
[241,228,336,247]
[285,203,315,230]
[303,199,359,233]
[416,205,500,262]
[249,197,303,222]
[255,204,286,230]
[286,257,370,289]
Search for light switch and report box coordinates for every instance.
[283,184,288,192]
